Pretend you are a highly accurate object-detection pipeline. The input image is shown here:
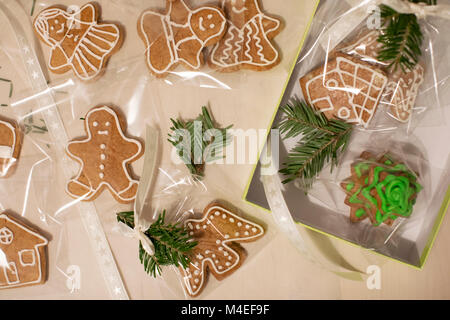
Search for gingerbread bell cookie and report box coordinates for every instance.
[138,0,227,77]
[0,213,48,289]
[341,152,422,227]
[0,117,22,178]
[66,106,143,203]
[34,3,122,81]
[209,0,282,72]
[180,202,264,297]
[300,53,388,128]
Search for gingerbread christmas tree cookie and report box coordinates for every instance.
[34,3,123,81]
[66,106,143,203]
[0,117,22,178]
[341,152,422,227]
[138,0,227,77]
[179,202,264,297]
[0,213,48,289]
[209,0,282,72]
[300,53,388,128]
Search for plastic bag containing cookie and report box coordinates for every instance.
[302,126,450,268]
[294,0,450,134]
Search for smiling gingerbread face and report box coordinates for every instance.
[34,9,71,43]
[190,8,226,45]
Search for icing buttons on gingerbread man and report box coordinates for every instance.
[66,106,143,203]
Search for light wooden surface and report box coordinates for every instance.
[0,0,449,300]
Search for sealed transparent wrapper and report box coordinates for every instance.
[259,0,450,269]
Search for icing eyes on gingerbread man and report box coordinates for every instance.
[66,106,143,204]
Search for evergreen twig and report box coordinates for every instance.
[377,0,436,72]
[278,101,353,190]
[168,106,233,180]
[117,211,197,277]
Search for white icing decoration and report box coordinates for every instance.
[0,120,18,177]
[33,4,121,81]
[305,56,388,128]
[180,205,265,296]
[0,227,13,244]
[0,214,48,289]
[19,249,36,267]
[139,0,226,75]
[210,0,281,69]
[66,106,143,202]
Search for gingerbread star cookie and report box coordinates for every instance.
[300,53,388,128]
[66,106,143,204]
[0,117,22,178]
[208,0,282,72]
[180,202,264,297]
[341,152,422,227]
[34,3,122,81]
[138,0,227,77]
[0,213,48,289]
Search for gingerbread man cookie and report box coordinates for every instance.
[208,0,282,72]
[180,202,264,297]
[34,3,122,81]
[0,213,48,289]
[66,106,143,203]
[0,117,22,178]
[138,0,227,77]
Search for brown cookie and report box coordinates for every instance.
[138,0,227,78]
[33,2,123,81]
[0,117,22,178]
[66,106,144,204]
[0,213,48,289]
[300,53,388,128]
[208,0,282,72]
[384,64,425,123]
[179,202,264,297]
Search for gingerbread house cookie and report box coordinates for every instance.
[300,53,388,128]
[180,202,264,297]
[0,213,48,289]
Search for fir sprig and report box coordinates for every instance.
[117,211,197,277]
[377,0,436,72]
[278,101,353,190]
[168,106,233,180]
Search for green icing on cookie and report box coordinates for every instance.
[346,182,355,191]
[355,208,366,218]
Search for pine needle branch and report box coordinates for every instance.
[168,106,233,180]
[377,0,435,72]
[116,211,197,278]
[278,101,353,190]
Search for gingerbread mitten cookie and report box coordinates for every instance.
[34,3,122,81]
[0,118,22,178]
[138,0,226,77]
[179,202,264,297]
[0,213,48,289]
[66,106,143,203]
[209,0,282,72]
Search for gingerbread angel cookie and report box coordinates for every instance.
[208,0,282,72]
[34,3,122,81]
[66,106,143,204]
[138,0,226,77]
[179,202,264,297]
[0,117,22,178]
[300,53,388,128]
[0,213,48,289]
